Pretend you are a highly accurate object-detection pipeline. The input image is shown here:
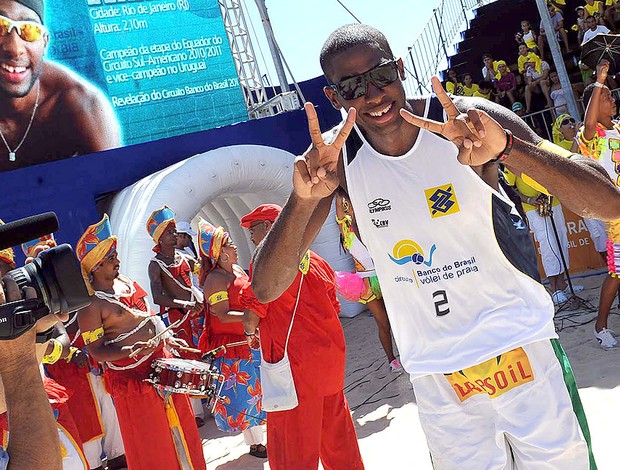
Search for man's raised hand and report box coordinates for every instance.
[399,76,507,166]
[294,102,356,200]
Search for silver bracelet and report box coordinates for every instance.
[594,82,604,88]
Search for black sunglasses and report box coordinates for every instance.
[561,118,575,126]
[330,60,399,100]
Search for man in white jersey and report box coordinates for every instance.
[250,24,620,469]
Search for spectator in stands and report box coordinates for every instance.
[584,0,605,24]
[539,3,570,56]
[461,73,479,96]
[523,56,553,113]
[494,61,517,106]
[481,53,498,82]
[444,68,464,95]
[517,45,540,74]
[574,6,588,43]
[582,14,610,44]
[512,101,526,116]
[473,80,493,100]
[515,20,539,53]
[604,0,620,30]
[549,70,569,114]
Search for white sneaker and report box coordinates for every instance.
[552,290,568,304]
[389,359,403,372]
[564,285,584,294]
[594,328,618,349]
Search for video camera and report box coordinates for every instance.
[0,213,91,339]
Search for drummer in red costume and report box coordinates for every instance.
[240,204,364,470]
[147,206,207,425]
[147,206,203,346]
[20,233,126,470]
[76,215,207,470]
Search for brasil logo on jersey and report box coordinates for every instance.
[424,183,460,218]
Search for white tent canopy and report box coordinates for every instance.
[109,144,362,317]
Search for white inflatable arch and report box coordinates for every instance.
[109,144,362,317]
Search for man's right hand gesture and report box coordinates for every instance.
[293,102,356,200]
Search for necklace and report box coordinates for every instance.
[0,81,41,162]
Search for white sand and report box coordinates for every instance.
[199,270,620,469]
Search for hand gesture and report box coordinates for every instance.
[399,76,508,166]
[596,60,609,83]
[294,102,356,200]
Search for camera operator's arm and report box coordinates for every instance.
[0,276,62,470]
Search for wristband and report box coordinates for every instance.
[594,82,604,88]
[489,129,514,163]
[42,338,63,364]
[244,330,256,337]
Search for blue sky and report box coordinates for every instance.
[241,0,442,84]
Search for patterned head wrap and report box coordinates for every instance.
[197,218,229,268]
[21,233,56,258]
[76,214,117,290]
[0,219,15,269]
[146,206,176,252]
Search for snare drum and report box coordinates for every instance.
[148,358,218,396]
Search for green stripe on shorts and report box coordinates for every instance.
[550,339,597,470]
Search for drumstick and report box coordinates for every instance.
[201,340,249,360]
[128,318,183,358]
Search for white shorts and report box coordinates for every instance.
[411,340,594,469]
[526,207,568,277]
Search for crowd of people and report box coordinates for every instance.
[444,1,620,338]
[443,1,620,117]
[3,2,620,470]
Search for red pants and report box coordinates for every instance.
[266,390,364,470]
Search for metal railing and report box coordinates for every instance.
[403,0,498,97]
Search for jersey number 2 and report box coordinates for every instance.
[433,290,450,316]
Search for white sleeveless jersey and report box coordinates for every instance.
[342,97,557,378]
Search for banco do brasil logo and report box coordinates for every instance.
[389,239,437,267]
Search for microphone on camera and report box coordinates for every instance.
[0,212,59,250]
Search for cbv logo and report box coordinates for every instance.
[372,219,388,228]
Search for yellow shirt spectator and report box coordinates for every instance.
[462,83,480,97]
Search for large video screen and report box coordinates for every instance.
[0,0,248,171]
